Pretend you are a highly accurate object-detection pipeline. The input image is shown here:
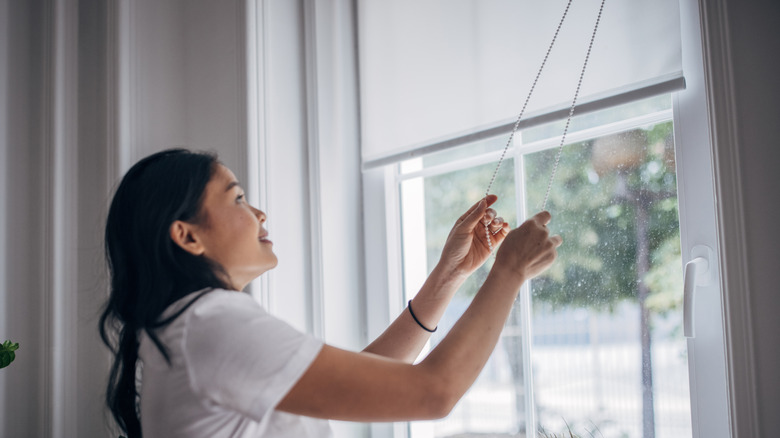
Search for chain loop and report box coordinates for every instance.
[484,0,574,252]
[485,0,606,251]
[541,0,606,211]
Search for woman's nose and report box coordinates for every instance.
[252,206,266,222]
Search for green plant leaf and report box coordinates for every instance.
[2,340,19,351]
[0,340,19,369]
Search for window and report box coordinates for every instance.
[396,96,690,437]
[359,2,731,437]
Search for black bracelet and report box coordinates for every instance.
[408,300,437,333]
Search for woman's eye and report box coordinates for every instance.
[236,194,245,203]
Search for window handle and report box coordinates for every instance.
[683,245,713,338]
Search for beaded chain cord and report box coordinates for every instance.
[484,0,606,252]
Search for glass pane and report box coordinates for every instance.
[401,159,524,437]
[524,121,691,437]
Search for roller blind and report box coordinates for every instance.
[358,0,682,167]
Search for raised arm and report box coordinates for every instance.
[362,194,509,362]
[277,210,561,422]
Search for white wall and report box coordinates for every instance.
[0,0,259,436]
[122,0,248,181]
[77,1,114,436]
[718,0,780,435]
[1,2,49,436]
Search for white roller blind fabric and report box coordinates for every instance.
[358,0,682,166]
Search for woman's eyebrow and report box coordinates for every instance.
[225,181,241,192]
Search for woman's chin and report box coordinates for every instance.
[257,256,279,274]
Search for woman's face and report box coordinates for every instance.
[192,164,277,290]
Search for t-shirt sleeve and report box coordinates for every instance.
[182,291,323,421]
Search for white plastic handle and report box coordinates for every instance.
[683,245,712,338]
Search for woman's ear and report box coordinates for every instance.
[169,220,205,256]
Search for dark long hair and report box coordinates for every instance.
[99,149,230,437]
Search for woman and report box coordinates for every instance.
[99,148,561,438]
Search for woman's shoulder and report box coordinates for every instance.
[193,288,258,308]
[186,289,274,327]
[193,288,254,305]
[161,288,261,323]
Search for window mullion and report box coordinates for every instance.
[514,133,537,436]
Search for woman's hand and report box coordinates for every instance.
[492,210,562,284]
[437,195,510,277]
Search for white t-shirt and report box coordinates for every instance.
[138,289,332,438]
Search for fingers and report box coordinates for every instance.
[492,211,562,279]
[487,216,505,235]
[482,219,510,253]
[478,207,508,237]
[490,222,511,243]
[457,195,498,226]
[531,210,552,226]
[457,195,498,222]
[460,199,487,227]
[481,208,497,226]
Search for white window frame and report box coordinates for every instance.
[361,0,743,437]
